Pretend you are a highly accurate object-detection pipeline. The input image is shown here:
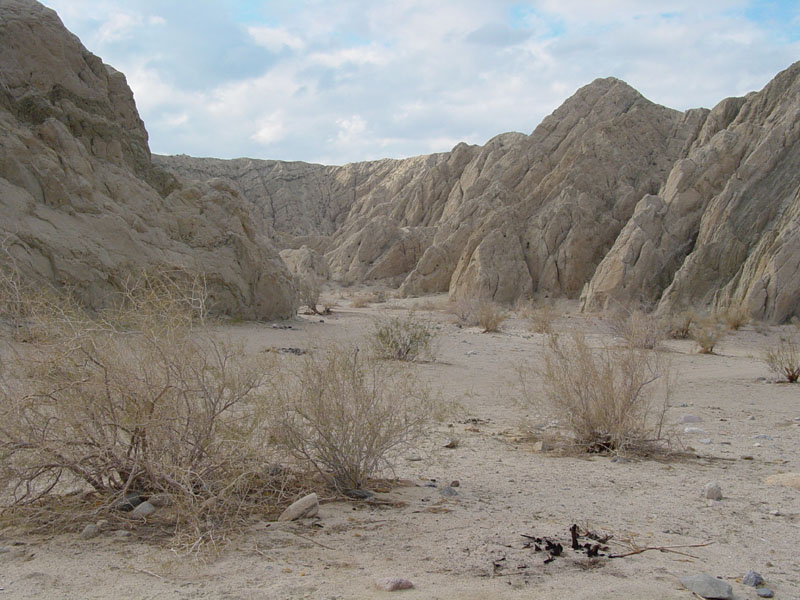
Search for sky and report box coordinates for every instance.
[40,0,800,165]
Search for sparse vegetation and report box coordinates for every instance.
[296,274,321,314]
[478,301,507,333]
[274,345,435,491]
[667,309,696,339]
[691,318,725,354]
[524,303,556,335]
[0,269,285,544]
[530,332,673,454]
[720,305,750,331]
[611,308,666,350]
[371,313,437,362]
[764,336,800,382]
[447,297,480,327]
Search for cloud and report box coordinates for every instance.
[39,0,800,164]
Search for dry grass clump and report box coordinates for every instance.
[524,303,556,335]
[611,308,666,350]
[691,318,725,354]
[527,332,673,454]
[351,290,387,308]
[764,336,800,383]
[720,305,750,331]
[667,309,696,339]
[0,270,286,544]
[478,301,507,333]
[447,297,480,327]
[274,346,435,491]
[296,274,322,314]
[371,314,436,362]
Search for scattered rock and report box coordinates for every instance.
[113,493,144,512]
[465,351,478,356]
[679,574,733,600]
[740,455,754,460]
[684,426,706,434]
[743,570,764,587]
[80,523,100,539]
[748,415,757,420]
[271,324,293,329]
[131,501,156,518]
[440,487,458,497]
[278,493,319,521]
[757,588,774,598]
[765,472,800,490]
[680,415,703,423]
[406,454,423,462]
[112,530,131,539]
[699,438,713,444]
[147,494,172,508]
[753,434,773,440]
[375,577,414,591]
[443,438,459,449]
[703,482,723,501]
[450,480,460,488]
[345,489,374,500]
[610,456,630,464]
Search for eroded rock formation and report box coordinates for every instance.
[0,0,296,319]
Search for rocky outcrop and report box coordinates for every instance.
[0,0,296,319]
[582,62,800,322]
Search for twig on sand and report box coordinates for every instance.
[609,541,713,560]
[287,530,336,551]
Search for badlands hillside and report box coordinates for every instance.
[0,0,799,323]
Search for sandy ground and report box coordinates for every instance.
[1,292,799,599]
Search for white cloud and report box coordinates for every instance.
[247,25,305,52]
[251,112,287,145]
[97,12,142,42]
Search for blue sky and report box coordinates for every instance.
[41,0,800,165]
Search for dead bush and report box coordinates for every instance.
[371,313,436,362]
[0,270,284,543]
[478,301,507,333]
[296,275,321,314]
[720,305,750,331]
[529,332,673,454]
[691,318,725,354]
[611,308,666,350]
[667,309,696,339]
[764,337,800,383]
[274,345,435,491]
[524,303,556,335]
[447,297,480,327]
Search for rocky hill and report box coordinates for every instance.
[0,0,297,319]
[159,60,800,322]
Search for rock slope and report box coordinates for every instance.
[160,61,800,322]
[0,0,296,319]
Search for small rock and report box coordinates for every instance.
[375,577,414,591]
[703,482,723,501]
[753,442,762,447]
[769,509,780,516]
[685,426,706,434]
[747,415,756,420]
[450,480,460,488]
[147,493,172,508]
[443,438,459,449]
[679,574,733,600]
[344,489,374,500]
[740,455,754,460]
[80,523,100,539]
[113,492,144,512]
[440,487,458,497]
[699,438,713,444]
[465,350,477,356]
[610,456,630,464]
[131,501,156,518]
[679,402,690,407]
[743,570,764,587]
[113,530,131,538]
[753,434,773,440]
[278,493,319,521]
[406,454,423,462]
[756,588,774,598]
[680,415,703,423]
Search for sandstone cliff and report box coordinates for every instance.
[0,0,297,319]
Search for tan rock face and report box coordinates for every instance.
[0,0,296,320]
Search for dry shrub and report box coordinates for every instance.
[478,301,507,333]
[720,305,750,331]
[530,332,673,454]
[611,308,666,350]
[371,313,436,362]
[274,346,435,491]
[0,270,285,543]
[764,337,800,383]
[667,309,696,339]
[524,303,556,335]
[296,274,321,314]
[350,294,371,308]
[691,318,725,354]
[447,297,480,327]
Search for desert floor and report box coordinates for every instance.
[1,291,798,600]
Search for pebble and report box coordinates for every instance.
[747,415,756,420]
[440,487,458,497]
[406,454,423,462]
[344,489,374,500]
[113,492,144,512]
[699,438,713,444]
[80,523,100,539]
[131,501,156,518]
[757,588,774,598]
[375,578,414,591]
[743,570,764,587]
[679,574,733,600]
[113,530,131,539]
[703,482,723,501]
[685,426,706,434]
[450,480,460,488]
[753,442,762,447]
[278,493,319,521]
[465,350,477,356]
[753,434,773,440]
